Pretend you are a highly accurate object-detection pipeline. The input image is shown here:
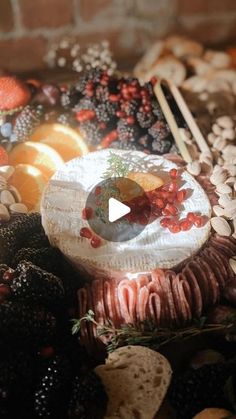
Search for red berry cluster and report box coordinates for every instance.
[126,168,207,233]
[80,207,102,248]
[69,69,172,153]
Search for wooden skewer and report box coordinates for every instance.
[154,81,193,163]
[165,79,210,154]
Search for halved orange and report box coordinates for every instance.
[30,123,89,161]
[127,172,164,192]
[9,141,63,179]
[9,164,47,211]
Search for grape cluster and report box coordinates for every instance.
[61,69,174,154]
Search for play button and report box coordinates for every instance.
[85,177,152,242]
[108,198,131,222]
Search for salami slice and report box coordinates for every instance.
[183,265,203,317]
[164,270,178,324]
[171,273,184,325]
[188,259,209,307]
[201,248,225,291]
[198,257,219,305]
[148,293,161,325]
[178,273,192,322]
[117,279,137,324]
[137,286,149,322]
[151,270,169,325]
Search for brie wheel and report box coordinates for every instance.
[41,149,211,277]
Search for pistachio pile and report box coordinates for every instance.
[183,114,236,238]
[0,165,28,221]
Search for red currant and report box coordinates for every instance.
[180,219,192,231]
[177,189,187,203]
[76,109,95,122]
[187,212,195,223]
[160,217,171,228]
[194,215,204,228]
[168,222,181,234]
[155,198,165,209]
[165,203,178,216]
[80,227,92,239]
[82,207,93,220]
[91,235,102,248]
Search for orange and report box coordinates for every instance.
[127,172,164,192]
[9,141,63,179]
[9,164,47,211]
[30,123,89,161]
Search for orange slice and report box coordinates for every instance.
[9,164,47,211]
[30,123,89,161]
[9,141,63,179]
[127,172,164,192]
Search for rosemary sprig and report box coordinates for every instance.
[72,311,235,353]
[102,152,129,179]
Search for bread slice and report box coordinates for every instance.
[95,345,172,419]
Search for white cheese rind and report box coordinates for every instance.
[41,149,211,275]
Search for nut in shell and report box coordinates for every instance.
[0,203,10,222]
[211,217,231,236]
[0,190,15,206]
[0,175,7,188]
[212,124,222,136]
[210,170,227,185]
[218,194,232,208]
[213,137,226,151]
[225,176,236,186]
[216,116,234,129]
[187,161,201,176]
[224,164,236,177]
[8,186,21,203]
[223,200,236,219]
[207,133,216,145]
[213,205,225,217]
[216,183,232,194]
[9,203,28,214]
[0,165,15,180]
[222,128,235,141]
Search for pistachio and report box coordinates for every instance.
[216,116,234,129]
[212,124,222,136]
[186,161,201,176]
[218,194,232,208]
[216,183,232,194]
[212,205,225,217]
[229,257,236,274]
[224,164,236,177]
[222,128,235,141]
[0,165,15,180]
[9,203,28,214]
[223,145,236,156]
[8,186,21,203]
[207,132,216,145]
[0,190,15,206]
[213,136,226,151]
[210,170,227,185]
[224,200,236,219]
[0,203,10,222]
[211,217,231,236]
[225,176,236,185]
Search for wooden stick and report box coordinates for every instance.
[154,81,193,163]
[165,80,210,153]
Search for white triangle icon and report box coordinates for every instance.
[108,198,131,223]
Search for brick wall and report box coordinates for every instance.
[0,0,236,73]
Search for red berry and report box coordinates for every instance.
[126,116,135,125]
[109,94,120,102]
[76,109,96,122]
[177,189,187,203]
[38,346,55,359]
[150,76,158,85]
[187,212,195,222]
[155,198,165,209]
[180,219,192,231]
[80,227,92,239]
[82,207,93,220]
[101,130,118,147]
[95,186,102,196]
[160,217,171,227]
[165,203,178,216]
[138,215,148,225]
[168,222,181,233]
[0,147,8,166]
[168,181,177,193]
[116,111,125,118]
[194,215,204,228]
[0,76,31,111]
[91,235,102,248]
[99,122,106,130]
[0,284,11,297]
[169,168,178,179]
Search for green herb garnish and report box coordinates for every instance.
[102,152,129,179]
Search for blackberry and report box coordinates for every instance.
[151,137,173,154]
[13,247,61,273]
[96,104,110,123]
[137,111,155,128]
[13,105,44,142]
[0,227,16,264]
[79,121,102,147]
[148,120,171,141]
[57,113,70,126]
[120,100,138,116]
[24,231,49,249]
[10,261,65,309]
[60,87,81,109]
[34,354,72,418]
[105,99,119,116]
[74,97,96,113]
[169,361,236,419]
[95,85,109,103]
[151,100,165,119]
[68,371,107,419]
[0,301,56,345]
[117,119,136,142]
[0,351,35,419]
